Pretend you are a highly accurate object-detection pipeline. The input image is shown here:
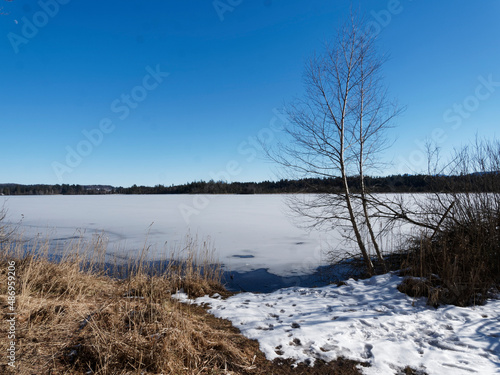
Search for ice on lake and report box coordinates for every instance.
[2,194,345,277]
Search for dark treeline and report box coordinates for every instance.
[2,173,499,196]
[0,184,114,195]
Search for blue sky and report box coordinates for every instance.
[0,0,499,187]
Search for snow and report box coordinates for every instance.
[184,273,500,375]
[2,195,341,276]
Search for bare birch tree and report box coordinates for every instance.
[265,14,401,275]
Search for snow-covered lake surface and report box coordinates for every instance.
[176,273,500,375]
[2,194,342,277]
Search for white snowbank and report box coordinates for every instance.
[187,273,500,375]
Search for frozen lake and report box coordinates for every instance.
[2,194,343,279]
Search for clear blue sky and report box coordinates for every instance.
[1,0,499,187]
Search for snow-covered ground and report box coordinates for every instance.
[175,273,500,375]
[2,195,342,276]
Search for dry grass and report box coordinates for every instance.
[0,232,266,375]
[0,212,368,375]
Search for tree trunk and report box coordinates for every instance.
[359,88,386,272]
[340,102,374,275]
[342,172,374,275]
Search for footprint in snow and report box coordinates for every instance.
[256,324,274,331]
[441,362,477,372]
[320,343,339,352]
[359,319,373,327]
[362,344,373,359]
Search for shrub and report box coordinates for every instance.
[399,197,500,307]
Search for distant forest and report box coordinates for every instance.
[1,173,499,195]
